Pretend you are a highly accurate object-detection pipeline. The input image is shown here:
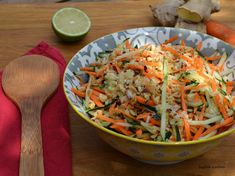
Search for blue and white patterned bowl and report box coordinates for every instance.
[63,27,235,164]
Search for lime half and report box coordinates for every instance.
[52,7,91,42]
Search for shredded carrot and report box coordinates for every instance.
[150,118,160,126]
[110,124,133,136]
[206,55,221,61]
[141,50,153,57]
[115,50,122,56]
[96,64,109,76]
[80,67,94,72]
[226,81,235,86]
[230,98,235,107]
[146,68,163,79]
[71,88,85,98]
[125,40,132,49]
[135,96,156,106]
[214,94,229,119]
[136,128,143,137]
[180,86,187,112]
[193,127,204,140]
[143,61,160,67]
[201,117,234,137]
[113,108,136,120]
[96,114,115,123]
[183,118,191,141]
[163,35,179,44]
[194,93,201,102]
[181,39,185,46]
[93,87,106,94]
[126,64,144,71]
[162,45,193,64]
[109,103,116,115]
[197,41,203,51]
[210,79,217,92]
[136,112,151,120]
[227,86,233,95]
[90,94,104,107]
[114,63,121,73]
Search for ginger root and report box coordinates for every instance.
[150,0,221,33]
[150,0,186,27]
[175,18,207,33]
[177,0,221,23]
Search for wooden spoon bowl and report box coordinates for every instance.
[2,55,60,176]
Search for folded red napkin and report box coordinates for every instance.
[0,42,72,176]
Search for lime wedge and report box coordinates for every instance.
[52,7,91,42]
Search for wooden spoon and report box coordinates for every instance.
[2,55,60,176]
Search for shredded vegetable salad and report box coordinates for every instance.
[71,36,235,142]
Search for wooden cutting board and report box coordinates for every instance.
[0,1,235,176]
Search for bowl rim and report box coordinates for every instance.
[63,26,235,146]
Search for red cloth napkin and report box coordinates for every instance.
[0,42,72,176]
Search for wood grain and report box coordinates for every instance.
[0,1,235,176]
[2,55,60,176]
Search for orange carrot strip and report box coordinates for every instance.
[80,67,94,71]
[194,93,201,102]
[201,117,234,137]
[96,64,109,76]
[136,112,151,120]
[147,69,163,79]
[115,50,122,56]
[214,94,229,119]
[136,128,143,137]
[141,50,153,57]
[180,86,187,112]
[210,79,217,92]
[226,81,235,86]
[183,118,191,141]
[143,61,160,67]
[109,103,116,115]
[193,127,204,140]
[163,35,179,44]
[181,39,185,46]
[113,108,136,120]
[93,87,106,94]
[206,55,221,61]
[135,96,156,106]
[150,118,161,126]
[230,98,235,107]
[114,63,121,73]
[71,88,85,98]
[96,114,115,123]
[125,40,132,49]
[162,45,193,64]
[197,41,203,51]
[110,124,133,136]
[90,94,104,107]
[227,86,233,95]
[126,64,144,71]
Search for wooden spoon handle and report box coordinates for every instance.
[19,99,44,176]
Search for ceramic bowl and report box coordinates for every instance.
[63,27,235,164]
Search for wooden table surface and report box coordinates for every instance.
[1,1,235,176]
